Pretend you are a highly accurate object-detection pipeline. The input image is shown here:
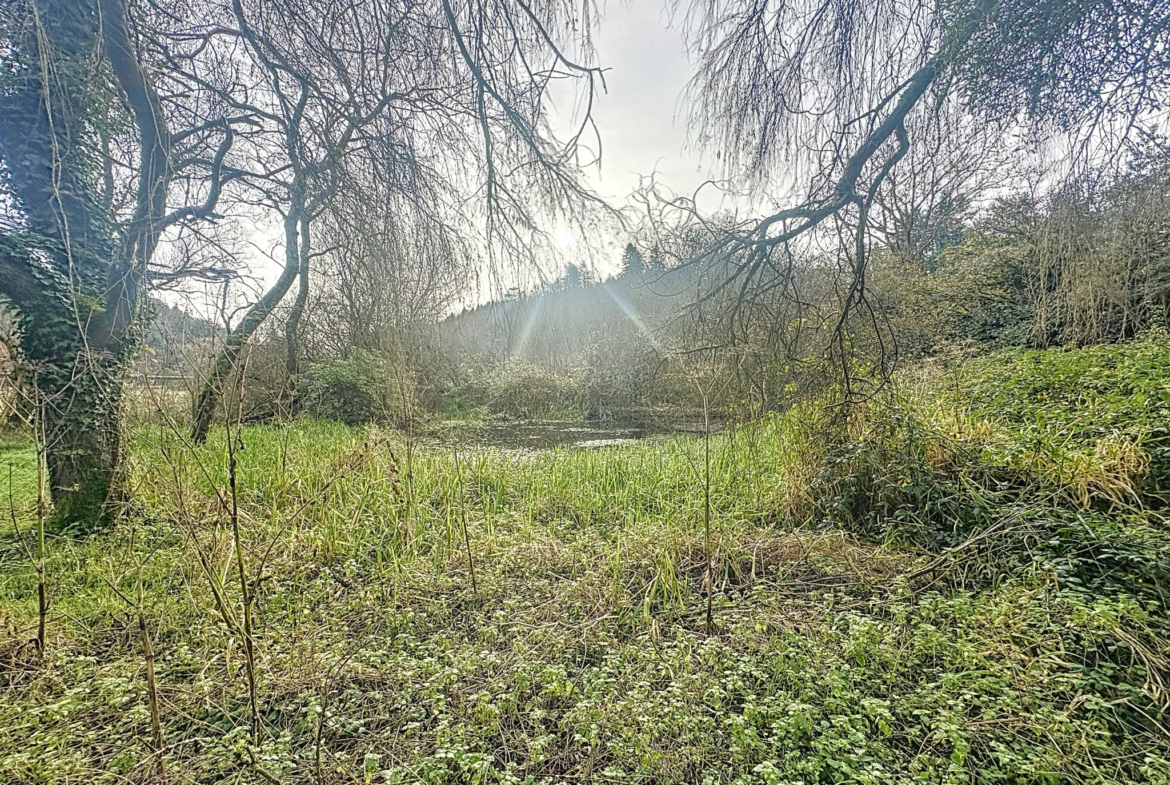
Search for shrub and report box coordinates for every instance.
[439,360,581,420]
[482,361,580,419]
[300,351,386,425]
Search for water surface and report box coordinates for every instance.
[434,419,714,450]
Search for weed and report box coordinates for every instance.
[0,339,1168,783]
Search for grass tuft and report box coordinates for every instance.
[1,337,1169,783]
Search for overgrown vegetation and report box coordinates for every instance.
[3,0,1170,781]
[2,334,1168,783]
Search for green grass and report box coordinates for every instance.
[1,432,38,517]
[1,339,1169,784]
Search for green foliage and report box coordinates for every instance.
[876,157,1170,356]
[961,331,1170,439]
[1,338,1169,782]
[300,351,387,425]
[960,331,1170,499]
[793,335,1170,611]
[450,361,583,420]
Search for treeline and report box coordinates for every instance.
[423,151,1170,420]
[880,153,1170,354]
[196,147,1170,428]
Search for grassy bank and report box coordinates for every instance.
[1,336,1169,784]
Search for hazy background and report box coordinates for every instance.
[226,1,732,301]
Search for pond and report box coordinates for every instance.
[432,419,716,450]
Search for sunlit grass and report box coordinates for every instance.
[1,341,1169,783]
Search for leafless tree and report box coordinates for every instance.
[669,0,1170,395]
[178,0,609,442]
[310,165,473,358]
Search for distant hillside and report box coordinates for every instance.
[440,267,692,370]
[142,299,219,377]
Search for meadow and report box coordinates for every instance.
[1,336,1169,784]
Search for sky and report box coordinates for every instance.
[558,1,707,206]
[540,0,759,279]
[186,1,722,310]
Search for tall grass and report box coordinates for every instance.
[0,337,1168,783]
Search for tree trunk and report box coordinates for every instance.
[191,199,305,443]
[0,243,135,532]
[38,362,126,531]
[0,0,173,534]
[282,214,311,412]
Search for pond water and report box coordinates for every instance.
[438,419,714,450]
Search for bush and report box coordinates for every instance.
[439,361,580,419]
[300,351,386,425]
[795,355,1170,604]
[482,361,580,419]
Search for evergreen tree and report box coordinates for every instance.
[621,243,645,276]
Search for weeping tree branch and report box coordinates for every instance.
[185,0,611,442]
[654,0,1001,401]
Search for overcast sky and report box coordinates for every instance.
[560,1,708,205]
[197,2,719,307]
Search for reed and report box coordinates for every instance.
[1,338,1168,783]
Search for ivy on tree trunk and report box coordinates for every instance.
[0,0,170,532]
